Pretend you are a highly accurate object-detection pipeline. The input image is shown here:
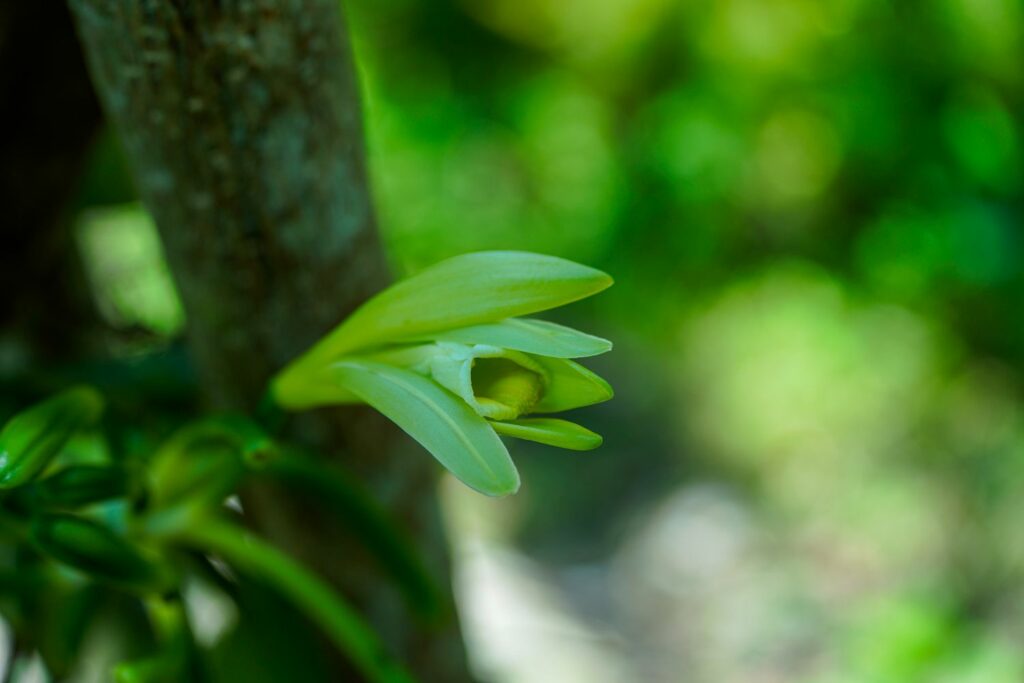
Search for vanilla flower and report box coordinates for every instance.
[272,252,613,496]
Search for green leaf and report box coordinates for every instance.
[114,654,183,683]
[533,357,614,413]
[417,318,612,358]
[491,418,603,450]
[273,252,612,405]
[0,386,104,489]
[31,514,168,590]
[21,465,129,510]
[332,360,519,496]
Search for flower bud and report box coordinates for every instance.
[23,465,130,509]
[31,514,167,589]
[0,387,104,489]
[148,439,244,511]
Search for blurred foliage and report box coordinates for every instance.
[0,390,430,682]
[346,0,1024,355]
[75,205,184,337]
[69,0,1024,680]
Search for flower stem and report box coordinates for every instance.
[173,519,416,683]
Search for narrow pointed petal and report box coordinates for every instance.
[491,418,603,450]
[417,319,612,358]
[532,357,614,413]
[297,252,612,362]
[332,360,520,497]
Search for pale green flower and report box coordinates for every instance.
[272,251,614,497]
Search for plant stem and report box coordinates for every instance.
[173,519,416,683]
[264,450,441,619]
[157,416,274,464]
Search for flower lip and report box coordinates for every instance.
[428,343,547,421]
[471,357,545,419]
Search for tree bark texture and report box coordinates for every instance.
[67,1,469,680]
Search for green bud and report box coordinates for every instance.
[0,387,104,489]
[24,465,129,509]
[31,513,166,589]
[149,439,244,511]
[113,655,183,683]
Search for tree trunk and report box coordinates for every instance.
[67,1,469,680]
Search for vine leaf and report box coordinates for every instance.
[31,514,169,591]
[0,386,104,490]
[176,520,416,683]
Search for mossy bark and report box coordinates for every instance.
[67,1,469,679]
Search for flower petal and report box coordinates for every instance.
[417,318,612,358]
[532,357,614,413]
[332,360,520,497]
[289,251,612,364]
[491,418,603,450]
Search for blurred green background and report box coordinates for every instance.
[74,0,1024,681]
